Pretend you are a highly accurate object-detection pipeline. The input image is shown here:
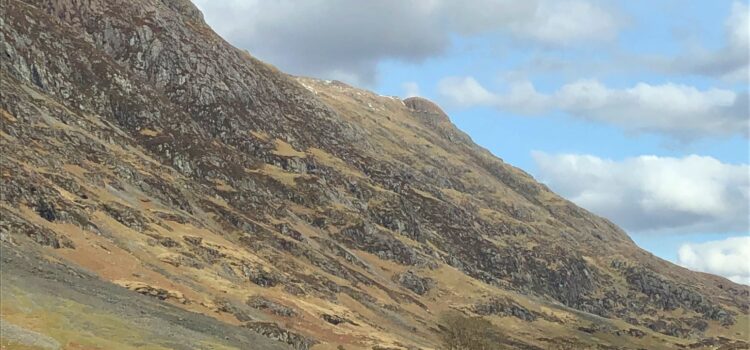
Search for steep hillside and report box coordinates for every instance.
[1,0,748,349]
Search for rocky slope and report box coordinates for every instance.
[0,0,748,349]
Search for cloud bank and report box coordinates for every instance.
[678,236,750,285]
[532,153,749,234]
[193,0,620,85]
[438,77,748,140]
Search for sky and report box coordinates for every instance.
[193,0,750,284]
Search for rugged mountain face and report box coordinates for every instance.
[0,1,748,349]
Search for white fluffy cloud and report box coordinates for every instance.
[507,0,619,46]
[532,153,749,234]
[193,0,620,85]
[678,236,750,285]
[438,77,748,140]
[437,77,498,106]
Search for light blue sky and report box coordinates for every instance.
[195,0,749,283]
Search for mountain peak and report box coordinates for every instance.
[404,96,448,116]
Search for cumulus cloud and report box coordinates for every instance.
[438,77,748,140]
[507,0,619,46]
[193,0,621,85]
[438,77,552,113]
[678,236,750,285]
[534,1,749,82]
[532,153,749,234]
[437,77,498,106]
[664,1,749,81]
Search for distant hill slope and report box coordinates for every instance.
[1,1,747,349]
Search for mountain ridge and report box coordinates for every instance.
[1,0,748,349]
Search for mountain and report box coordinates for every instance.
[0,1,748,349]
